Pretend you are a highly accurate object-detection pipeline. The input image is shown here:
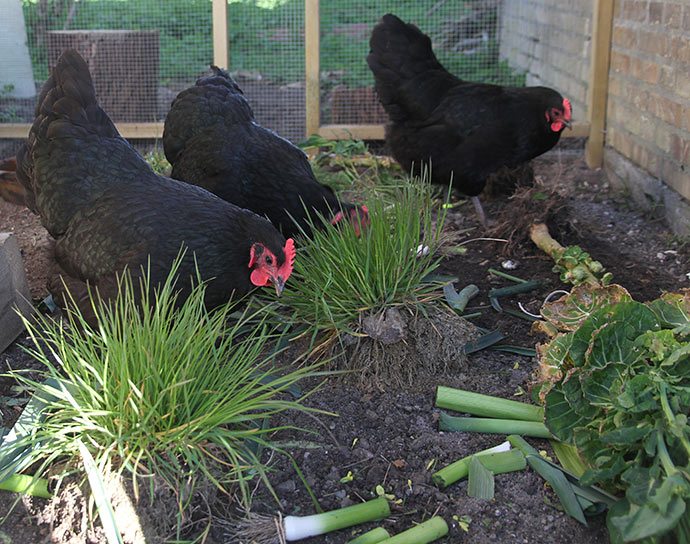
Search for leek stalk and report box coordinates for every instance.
[439,412,551,438]
[433,446,526,488]
[347,527,390,543]
[436,386,543,422]
[284,497,390,541]
[382,517,448,543]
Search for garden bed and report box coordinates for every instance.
[0,144,687,543]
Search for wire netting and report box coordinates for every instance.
[319,1,525,126]
[1,1,585,146]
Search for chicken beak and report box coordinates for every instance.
[272,276,285,297]
[563,119,573,130]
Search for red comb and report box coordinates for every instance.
[563,98,572,119]
[279,238,296,279]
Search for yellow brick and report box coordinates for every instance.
[639,30,668,56]
[630,57,659,85]
[613,25,637,48]
[648,93,683,127]
[671,37,690,64]
[664,3,683,29]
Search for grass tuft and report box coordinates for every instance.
[271,176,448,338]
[7,257,327,511]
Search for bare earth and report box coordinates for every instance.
[0,143,687,543]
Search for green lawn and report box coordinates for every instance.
[22,0,524,87]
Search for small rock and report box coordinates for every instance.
[275,480,296,493]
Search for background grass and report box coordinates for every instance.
[21,0,525,87]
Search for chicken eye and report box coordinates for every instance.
[265,256,273,265]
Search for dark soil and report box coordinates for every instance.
[1,143,688,543]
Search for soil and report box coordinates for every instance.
[0,142,688,543]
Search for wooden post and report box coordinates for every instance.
[305,0,320,137]
[0,233,33,353]
[212,0,229,70]
[585,0,614,168]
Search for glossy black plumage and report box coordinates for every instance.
[163,67,366,238]
[16,50,290,315]
[367,14,571,197]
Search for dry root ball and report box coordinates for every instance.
[331,305,479,391]
[488,185,577,255]
[482,162,536,199]
[26,466,219,543]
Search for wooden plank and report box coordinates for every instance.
[304,0,320,138]
[585,0,614,168]
[116,122,164,139]
[0,232,33,352]
[318,124,385,140]
[564,122,591,139]
[1,120,589,143]
[212,0,229,70]
[317,122,590,141]
[0,122,164,139]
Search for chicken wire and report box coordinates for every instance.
[319,1,524,126]
[1,0,589,147]
[1,0,306,142]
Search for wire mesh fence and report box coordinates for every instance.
[1,0,589,147]
[319,1,525,127]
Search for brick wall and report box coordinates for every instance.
[499,0,592,123]
[500,0,690,234]
[606,0,690,222]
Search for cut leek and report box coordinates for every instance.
[383,517,449,543]
[439,412,551,438]
[436,386,543,422]
[347,527,390,544]
[284,497,390,541]
[432,444,525,488]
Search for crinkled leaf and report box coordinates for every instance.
[561,371,600,420]
[536,333,574,380]
[599,425,652,445]
[540,284,632,332]
[580,363,627,408]
[579,452,629,487]
[608,494,686,542]
[615,374,658,413]
[571,301,657,365]
[647,290,690,328]
[543,383,588,444]
[585,321,647,370]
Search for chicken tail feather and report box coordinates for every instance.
[367,14,460,122]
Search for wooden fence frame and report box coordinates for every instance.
[0,0,612,166]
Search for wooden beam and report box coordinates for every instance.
[0,122,164,140]
[564,122,591,139]
[585,0,614,168]
[0,233,34,353]
[116,122,164,139]
[316,122,590,141]
[318,124,385,140]
[304,0,320,138]
[212,0,229,70]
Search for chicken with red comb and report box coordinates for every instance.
[163,66,369,238]
[367,14,572,226]
[15,49,295,320]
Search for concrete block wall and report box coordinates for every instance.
[499,0,593,123]
[500,0,690,234]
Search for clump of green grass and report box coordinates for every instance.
[273,176,448,338]
[143,149,172,177]
[5,259,326,512]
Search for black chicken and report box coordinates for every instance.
[367,14,572,225]
[163,66,368,238]
[16,50,295,319]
